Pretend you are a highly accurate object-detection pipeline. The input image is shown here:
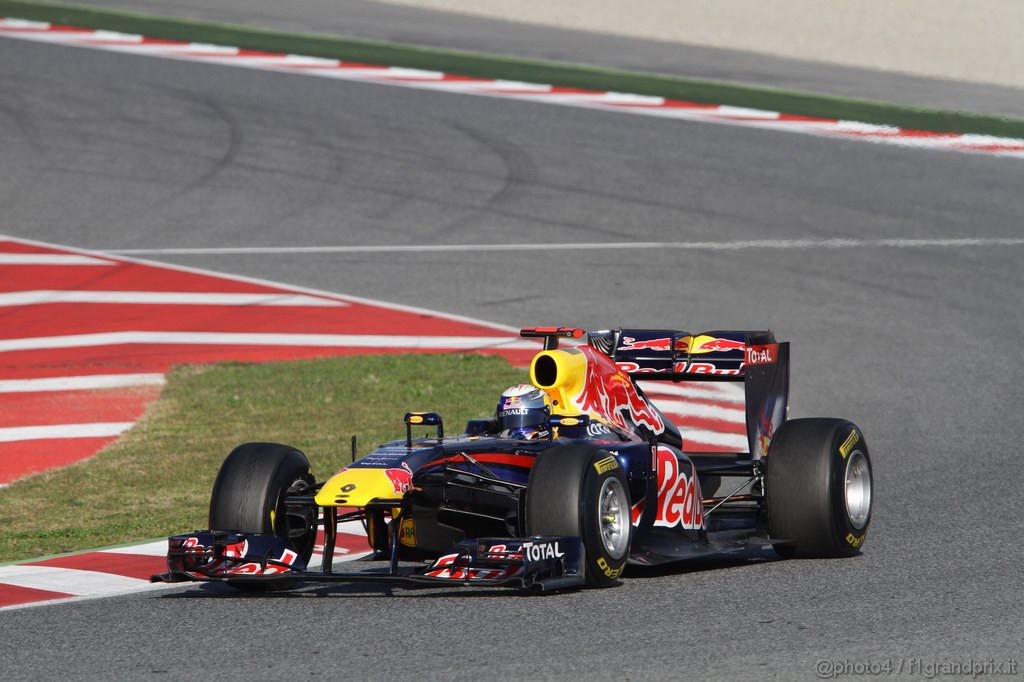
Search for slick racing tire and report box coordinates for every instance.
[525,445,632,588]
[209,443,318,590]
[765,419,872,559]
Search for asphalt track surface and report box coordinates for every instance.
[2,13,1024,682]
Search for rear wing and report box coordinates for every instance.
[520,327,788,457]
[608,329,788,457]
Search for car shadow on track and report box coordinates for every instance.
[623,547,781,581]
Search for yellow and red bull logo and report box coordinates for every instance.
[385,465,413,495]
[682,335,747,355]
[618,336,674,352]
[572,347,665,435]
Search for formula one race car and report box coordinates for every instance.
[153,326,873,592]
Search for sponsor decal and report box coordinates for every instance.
[484,543,523,559]
[653,446,704,530]
[424,553,520,581]
[756,394,786,460]
[501,407,530,416]
[677,361,743,376]
[424,553,464,579]
[224,548,300,576]
[574,347,665,434]
[559,417,581,426]
[483,540,524,557]
[407,415,424,424]
[615,361,671,374]
[587,422,613,437]
[222,540,247,559]
[204,539,300,576]
[523,540,565,562]
[349,447,412,468]
[596,556,624,580]
[399,518,416,547]
[593,455,619,475]
[384,463,414,495]
[685,335,747,354]
[839,429,860,459]
[618,336,673,352]
[845,532,866,548]
[502,384,537,398]
[745,343,778,366]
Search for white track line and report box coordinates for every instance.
[4,235,523,336]
[107,237,1024,256]
[0,253,113,265]
[0,374,165,393]
[0,565,151,595]
[0,332,535,353]
[0,291,346,307]
[0,423,135,443]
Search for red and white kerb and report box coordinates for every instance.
[1,17,1023,157]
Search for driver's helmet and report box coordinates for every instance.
[496,384,551,440]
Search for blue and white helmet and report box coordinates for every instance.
[496,384,550,440]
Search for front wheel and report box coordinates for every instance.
[209,442,318,589]
[765,418,873,558]
[525,445,632,588]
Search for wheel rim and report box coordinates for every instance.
[844,450,872,530]
[598,477,630,559]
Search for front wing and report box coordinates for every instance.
[151,531,585,592]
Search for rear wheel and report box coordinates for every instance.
[766,419,872,558]
[209,442,318,589]
[525,445,632,587]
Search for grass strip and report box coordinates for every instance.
[0,353,526,564]
[3,0,1024,138]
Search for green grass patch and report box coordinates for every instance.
[0,353,526,564]
[3,0,1024,138]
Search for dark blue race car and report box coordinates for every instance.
[153,326,872,592]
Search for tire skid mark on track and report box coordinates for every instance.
[1,18,1023,157]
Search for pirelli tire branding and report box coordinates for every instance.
[593,455,619,475]
[596,556,624,580]
[839,429,860,459]
[845,532,867,548]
